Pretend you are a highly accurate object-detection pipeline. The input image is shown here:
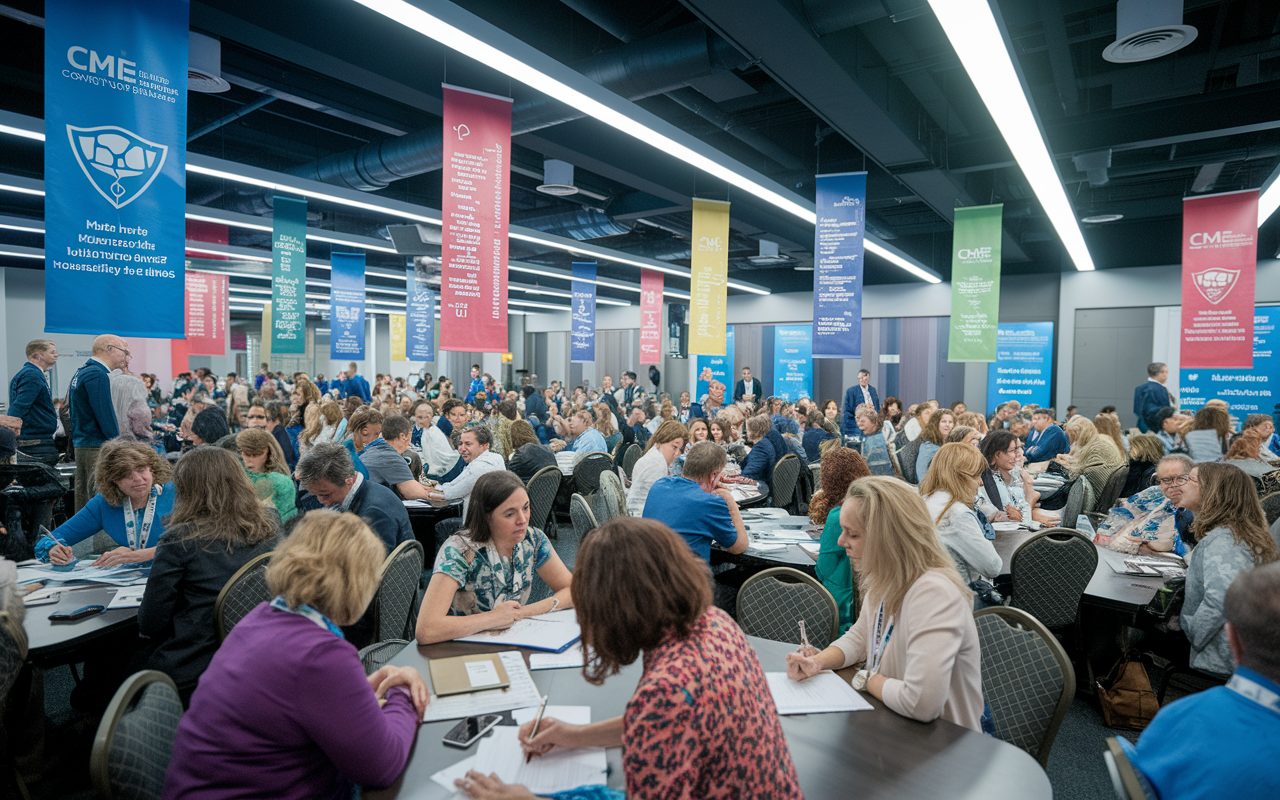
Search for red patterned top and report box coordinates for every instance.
[622,606,802,799]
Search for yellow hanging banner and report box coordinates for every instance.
[390,313,407,362]
[260,302,273,366]
[689,198,730,355]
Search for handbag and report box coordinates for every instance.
[1096,651,1160,730]
[1143,576,1186,633]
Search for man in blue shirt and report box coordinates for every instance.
[550,410,608,455]
[69,335,128,510]
[1024,407,1070,464]
[842,369,880,436]
[8,339,60,464]
[344,362,372,403]
[464,364,484,404]
[643,441,749,562]
[1128,561,1280,800]
[1133,362,1172,432]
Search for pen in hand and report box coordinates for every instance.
[525,694,549,763]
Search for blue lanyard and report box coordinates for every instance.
[121,485,160,551]
[1228,672,1280,715]
[359,437,386,456]
[869,602,895,675]
[270,596,344,638]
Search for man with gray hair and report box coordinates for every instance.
[1095,453,1194,555]
[641,441,748,563]
[8,339,60,464]
[296,441,412,556]
[1134,361,1173,433]
[69,334,129,509]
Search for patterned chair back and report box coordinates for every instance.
[374,540,425,642]
[596,471,628,522]
[770,454,802,512]
[736,567,840,649]
[621,443,643,479]
[573,452,615,496]
[569,492,599,545]
[526,466,563,537]
[214,551,274,641]
[1261,492,1280,526]
[974,607,1075,767]
[90,671,184,800]
[898,438,922,484]
[1060,478,1096,531]
[1009,528,1098,628]
[1094,465,1131,513]
[358,639,410,675]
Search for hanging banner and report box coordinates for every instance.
[390,313,407,362]
[44,0,188,338]
[330,252,366,360]
[948,204,1003,362]
[260,302,272,366]
[1181,306,1278,416]
[571,261,597,362]
[1181,190,1258,369]
[696,325,734,403]
[440,85,512,353]
[986,322,1054,412]
[773,325,813,401]
[270,196,307,354]
[184,271,227,356]
[640,268,663,365]
[689,198,730,355]
[812,172,865,359]
[407,261,435,361]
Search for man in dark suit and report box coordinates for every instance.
[842,369,880,436]
[733,367,763,405]
[69,334,129,510]
[1133,362,1173,432]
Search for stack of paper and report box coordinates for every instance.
[423,651,543,722]
[17,563,150,588]
[455,615,581,653]
[765,671,873,714]
[107,586,146,609]
[529,642,586,670]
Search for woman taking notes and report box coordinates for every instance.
[416,470,573,644]
[785,476,983,730]
[626,420,687,517]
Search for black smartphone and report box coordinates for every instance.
[442,714,503,748]
[49,604,106,622]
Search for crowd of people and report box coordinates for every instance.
[3,339,1279,799]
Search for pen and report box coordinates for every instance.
[525,694,549,763]
[798,619,810,652]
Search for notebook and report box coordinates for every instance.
[428,652,511,697]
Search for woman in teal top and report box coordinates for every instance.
[37,438,175,566]
[236,428,298,522]
[808,447,872,632]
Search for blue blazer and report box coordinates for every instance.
[842,384,880,435]
[347,374,373,403]
[1025,425,1071,463]
[36,482,177,560]
[1133,381,1171,432]
[8,361,57,439]
[68,359,120,447]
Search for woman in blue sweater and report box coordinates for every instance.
[37,438,175,567]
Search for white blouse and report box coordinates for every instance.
[627,446,672,517]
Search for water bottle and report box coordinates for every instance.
[1076,514,1096,539]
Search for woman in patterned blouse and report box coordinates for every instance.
[415,470,573,644]
[453,518,802,800]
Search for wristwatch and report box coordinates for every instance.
[851,669,871,692]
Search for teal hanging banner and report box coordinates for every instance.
[948,204,1003,362]
[271,196,307,354]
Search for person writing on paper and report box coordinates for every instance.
[454,518,801,800]
[164,511,428,799]
[36,438,175,567]
[626,420,687,517]
[785,477,983,730]
[416,470,573,645]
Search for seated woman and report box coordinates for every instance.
[915,408,956,482]
[1178,462,1280,676]
[593,403,621,453]
[1149,406,1190,454]
[505,419,556,482]
[163,511,427,798]
[137,447,280,699]
[1056,415,1126,498]
[1121,433,1164,498]
[37,438,174,566]
[785,477,983,729]
[978,430,1053,526]
[919,443,1002,599]
[416,471,573,644]
[686,417,711,449]
[802,410,836,463]
[237,428,298,522]
[741,414,785,497]
[453,518,802,800]
[1184,404,1232,463]
[946,425,982,447]
[627,421,687,517]
[808,448,871,633]
[1223,427,1278,480]
[855,406,895,476]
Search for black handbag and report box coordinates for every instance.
[1144,576,1186,633]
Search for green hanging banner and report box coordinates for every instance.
[948,204,1003,362]
[270,196,308,355]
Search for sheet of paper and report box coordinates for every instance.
[17,563,151,587]
[430,755,477,791]
[454,617,581,653]
[474,726,606,795]
[527,608,578,623]
[765,671,874,715]
[424,651,542,722]
[529,642,586,670]
[107,586,146,609]
[797,542,820,557]
[747,543,787,553]
[465,660,502,688]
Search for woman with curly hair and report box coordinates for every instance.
[810,448,872,633]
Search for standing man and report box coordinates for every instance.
[9,339,60,464]
[734,367,763,405]
[345,362,372,403]
[69,335,128,510]
[842,369,880,436]
[464,364,484,404]
[1134,362,1173,432]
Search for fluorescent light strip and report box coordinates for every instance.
[0,123,44,142]
[0,217,43,234]
[0,181,44,197]
[927,0,1094,272]
[509,284,630,306]
[185,209,400,254]
[1259,163,1280,227]
[0,247,44,259]
[865,240,942,285]
[508,261,691,300]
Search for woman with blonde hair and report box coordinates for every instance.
[164,511,427,797]
[786,477,983,729]
[592,403,620,453]
[1185,403,1233,463]
[810,448,872,632]
[687,417,711,447]
[946,426,981,447]
[628,420,688,517]
[915,408,956,482]
[919,442,1002,594]
[1122,432,1165,497]
[1057,415,1126,496]
[237,428,298,522]
[506,418,556,482]
[1094,412,1127,455]
[299,400,344,456]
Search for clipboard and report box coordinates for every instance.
[429,653,511,697]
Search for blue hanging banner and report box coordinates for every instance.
[986,322,1054,412]
[44,0,189,338]
[812,172,866,359]
[330,252,366,360]
[1181,306,1280,417]
[571,261,597,362]
[407,261,435,361]
[696,325,735,402]
[773,325,813,401]
[271,196,307,354]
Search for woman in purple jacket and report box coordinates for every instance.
[163,510,428,799]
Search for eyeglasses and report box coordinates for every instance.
[107,344,132,358]
[1157,476,1191,486]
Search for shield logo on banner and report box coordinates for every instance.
[1191,268,1240,305]
[66,125,168,210]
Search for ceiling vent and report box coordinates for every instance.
[536,159,579,197]
[1103,0,1198,63]
[188,32,231,93]
[386,224,443,255]
[747,239,791,266]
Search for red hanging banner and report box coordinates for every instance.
[185,271,228,356]
[1181,190,1258,369]
[440,84,512,353]
[640,269,663,364]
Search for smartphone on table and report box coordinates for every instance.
[49,604,106,623]
[442,714,503,748]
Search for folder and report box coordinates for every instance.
[428,652,511,697]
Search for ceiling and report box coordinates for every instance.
[2,0,1280,310]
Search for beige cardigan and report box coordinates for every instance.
[831,570,983,731]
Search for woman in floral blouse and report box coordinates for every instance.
[452,518,801,800]
[415,470,573,644]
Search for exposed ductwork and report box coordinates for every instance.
[513,207,632,240]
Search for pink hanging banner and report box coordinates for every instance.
[640,269,663,364]
[440,84,512,353]
[1181,190,1258,369]
[185,271,228,356]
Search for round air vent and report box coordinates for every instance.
[1103,25,1197,63]
[189,32,231,93]
[535,183,579,197]
[536,159,579,197]
[1082,214,1124,224]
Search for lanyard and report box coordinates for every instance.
[359,437,386,456]
[1227,672,1280,715]
[868,602,895,676]
[121,485,160,551]
[270,596,345,638]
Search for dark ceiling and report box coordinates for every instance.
[2,0,1280,303]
